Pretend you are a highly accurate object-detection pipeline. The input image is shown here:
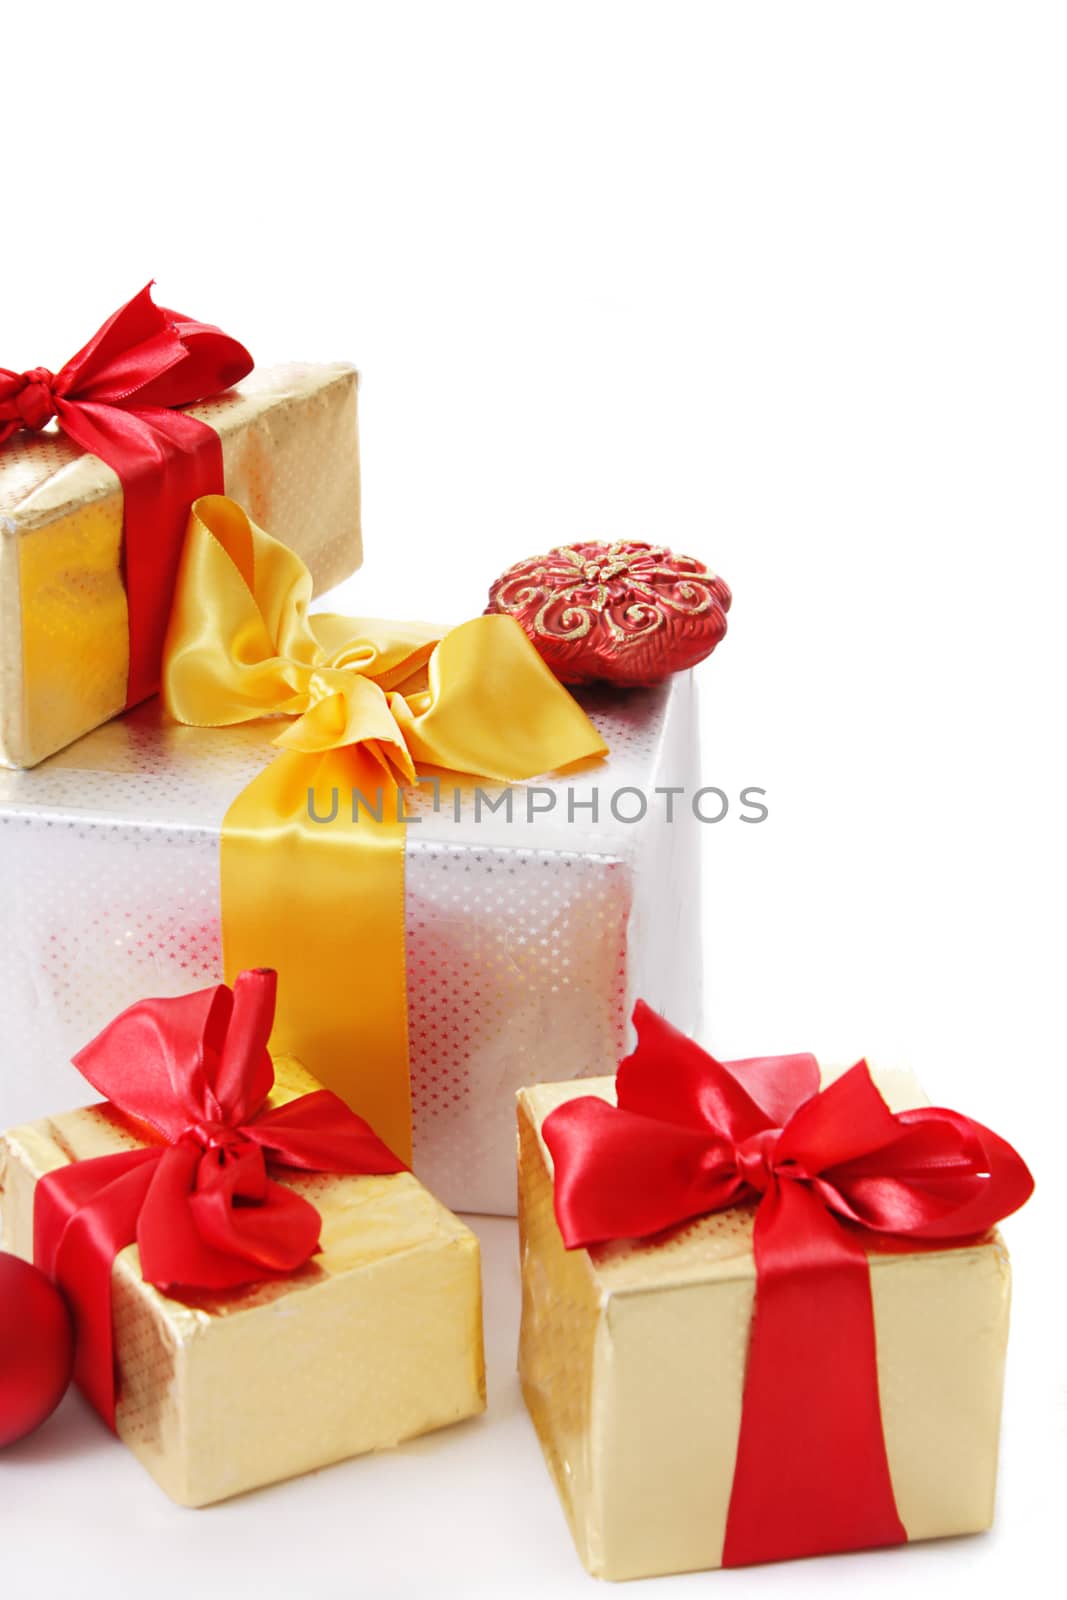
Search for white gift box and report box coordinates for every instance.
[0,673,701,1215]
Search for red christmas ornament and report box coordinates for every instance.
[0,1253,74,1446]
[485,541,731,686]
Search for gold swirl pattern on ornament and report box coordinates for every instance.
[623,575,715,617]
[533,599,595,641]
[603,603,663,644]
[489,541,726,651]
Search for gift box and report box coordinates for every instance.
[0,359,361,769]
[517,1010,1032,1579]
[0,668,700,1215]
[0,977,485,1507]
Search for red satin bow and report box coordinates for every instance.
[0,285,252,707]
[34,968,404,1430]
[542,1001,1034,1569]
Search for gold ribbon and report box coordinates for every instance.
[163,495,607,1161]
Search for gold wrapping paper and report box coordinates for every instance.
[517,1069,1012,1581]
[0,363,361,770]
[0,1058,485,1506]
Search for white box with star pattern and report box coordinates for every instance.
[0,673,701,1215]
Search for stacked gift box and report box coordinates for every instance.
[0,286,1034,1577]
[0,669,701,1214]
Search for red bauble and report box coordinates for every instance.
[0,1253,74,1446]
[485,540,731,686]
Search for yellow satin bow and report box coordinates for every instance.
[163,495,607,1160]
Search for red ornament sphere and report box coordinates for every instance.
[0,1253,74,1447]
[485,540,731,686]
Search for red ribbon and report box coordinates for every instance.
[542,1001,1034,1569]
[0,285,252,707]
[33,968,404,1430]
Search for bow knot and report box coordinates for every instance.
[187,1119,248,1154]
[734,1127,783,1193]
[0,365,58,433]
[304,667,344,708]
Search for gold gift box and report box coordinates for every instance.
[0,1058,485,1506]
[517,1070,1012,1581]
[0,363,361,770]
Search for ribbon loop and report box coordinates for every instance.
[542,1002,1034,1568]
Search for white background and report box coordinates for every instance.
[3,3,1064,1596]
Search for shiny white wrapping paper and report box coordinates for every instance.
[0,672,701,1215]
